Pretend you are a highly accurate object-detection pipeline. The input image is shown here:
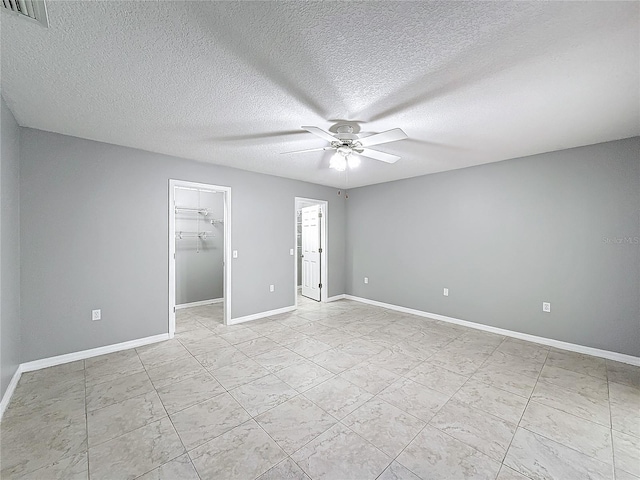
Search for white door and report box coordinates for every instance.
[301,205,322,301]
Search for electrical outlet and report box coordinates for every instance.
[92,309,101,321]
[364,277,369,284]
[443,288,449,296]
[233,250,238,258]
[543,302,551,313]
[270,284,275,292]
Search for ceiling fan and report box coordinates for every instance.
[282,124,408,171]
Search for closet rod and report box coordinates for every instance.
[175,206,209,215]
[176,231,214,239]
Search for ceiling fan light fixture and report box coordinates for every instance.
[330,152,347,171]
[347,154,361,169]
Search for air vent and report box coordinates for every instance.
[1,0,49,27]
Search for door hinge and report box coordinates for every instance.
[318,248,322,253]
[319,283,322,289]
[318,212,322,218]
[173,307,176,313]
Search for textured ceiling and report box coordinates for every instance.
[1,1,638,188]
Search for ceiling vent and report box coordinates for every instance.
[1,0,49,27]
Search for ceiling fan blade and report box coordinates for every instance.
[301,126,338,144]
[358,148,401,164]
[357,128,408,147]
[281,147,333,155]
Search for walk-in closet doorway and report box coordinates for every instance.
[168,180,231,336]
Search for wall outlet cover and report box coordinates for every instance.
[443,288,449,296]
[364,277,369,284]
[543,302,551,313]
[92,309,101,321]
[289,248,294,255]
[270,284,275,292]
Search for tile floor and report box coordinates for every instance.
[1,296,639,479]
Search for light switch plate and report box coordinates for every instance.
[233,250,238,258]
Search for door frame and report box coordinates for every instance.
[294,197,328,307]
[169,179,232,337]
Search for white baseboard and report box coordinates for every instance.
[326,294,346,303]
[176,298,223,310]
[0,366,23,421]
[345,295,640,366]
[0,332,169,422]
[229,305,296,325]
[20,333,170,373]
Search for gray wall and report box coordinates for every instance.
[1,96,21,398]
[175,188,224,304]
[346,137,640,357]
[20,128,346,362]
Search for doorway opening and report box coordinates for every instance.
[295,197,328,306]
[169,180,231,336]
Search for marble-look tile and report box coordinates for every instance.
[496,338,549,362]
[136,340,191,368]
[314,330,354,348]
[483,349,544,379]
[607,360,640,389]
[609,381,640,437]
[291,423,391,480]
[546,349,607,379]
[195,345,248,371]
[615,469,640,480]
[230,374,298,416]
[391,340,436,361]
[339,363,399,395]
[405,329,455,349]
[496,465,531,480]
[180,335,230,358]
[236,337,282,357]
[4,378,86,420]
[11,452,87,480]
[430,399,516,462]
[1,410,87,479]
[378,461,421,480]
[145,355,207,389]
[246,320,287,336]
[428,349,489,376]
[156,371,224,414]
[88,417,185,480]
[256,395,336,454]
[531,379,611,427]
[613,430,640,478]
[86,371,153,411]
[339,338,385,358]
[343,397,425,457]
[521,401,613,464]
[539,364,609,399]
[504,428,614,480]
[303,376,373,419]
[85,349,145,387]
[190,420,286,480]
[472,362,538,397]
[19,361,84,385]
[210,356,270,390]
[265,328,309,346]
[254,346,305,372]
[287,337,333,357]
[169,391,250,449]
[378,377,450,422]
[219,328,262,345]
[453,379,528,424]
[276,359,334,392]
[310,348,362,374]
[88,390,167,447]
[405,361,469,396]
[255,458,311,480]
[397,424,500,480]
[368,348,423,376]
[136,453,199,480]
